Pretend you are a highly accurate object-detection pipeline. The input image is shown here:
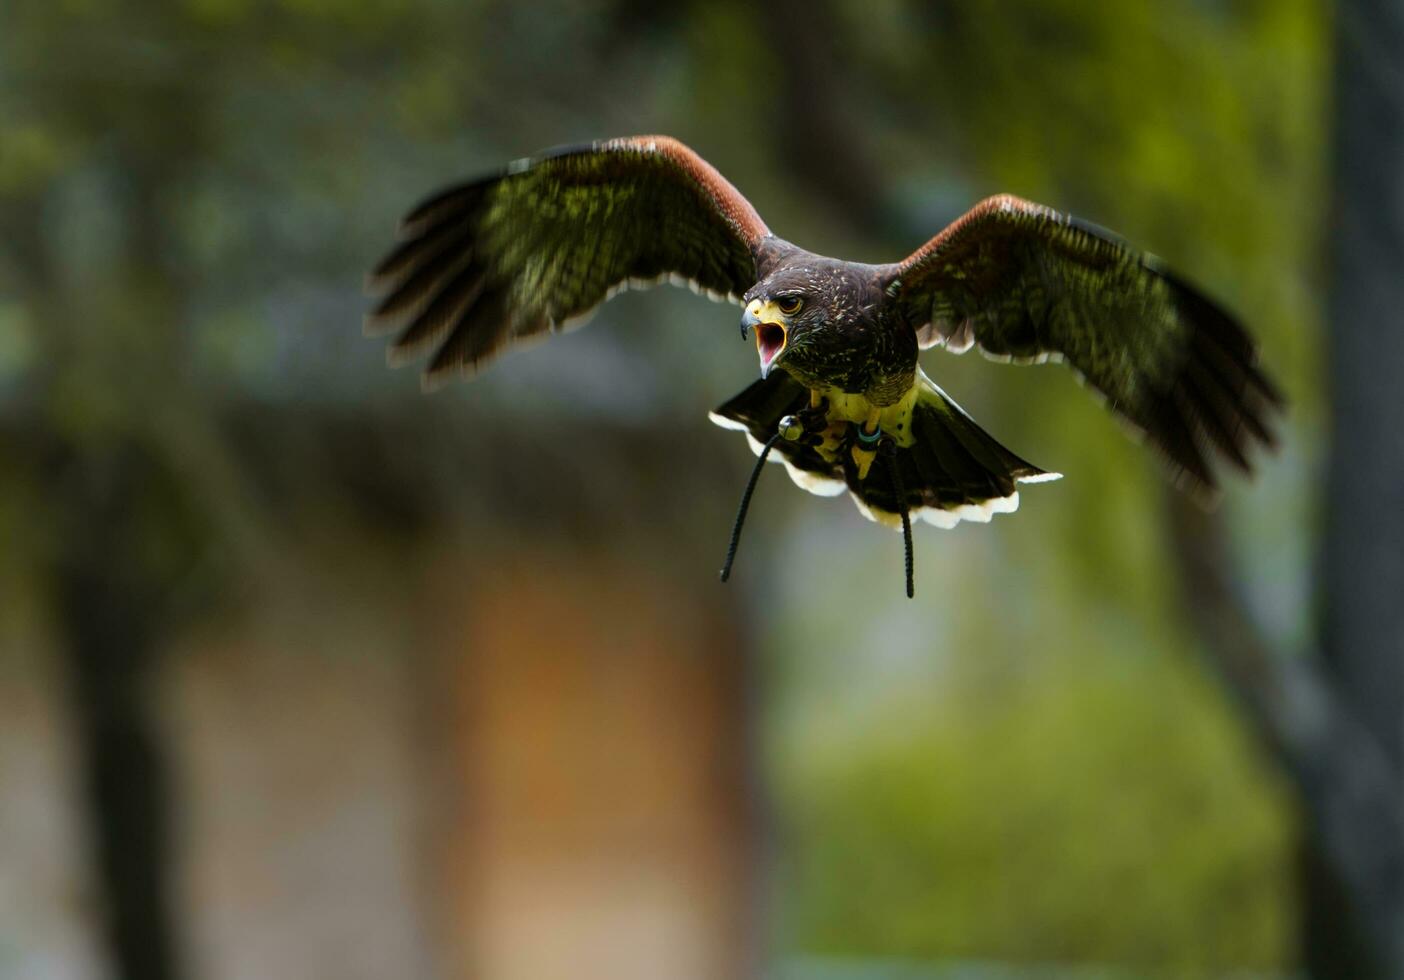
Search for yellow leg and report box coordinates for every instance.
[851,407,882,481]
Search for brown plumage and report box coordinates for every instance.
[366,136,1282,586]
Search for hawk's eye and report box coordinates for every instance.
[777,295,803,315]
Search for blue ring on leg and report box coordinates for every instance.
[856,424,882,446]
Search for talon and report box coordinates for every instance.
[799,409,828,434]
[814,423,846,461]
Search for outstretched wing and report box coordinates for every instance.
[366,136,770,388]
[893,195,1283,498]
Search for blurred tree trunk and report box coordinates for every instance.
[53,445,183,980]
[11,221,185,979]
[1309,0,1404,974]
[20,91,204,980]
[1324,0,1404,825]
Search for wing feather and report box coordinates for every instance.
[366,136,769,388]
[894,194,1282,498]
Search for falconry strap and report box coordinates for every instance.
[879,436,914,599]
[719,419,914,598]
[718,430,784,585]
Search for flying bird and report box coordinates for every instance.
[365,136,1281,596]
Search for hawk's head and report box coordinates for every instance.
[740,260,882,383]
[740,290,808,379]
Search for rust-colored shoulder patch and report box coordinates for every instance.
[608,135,771,247]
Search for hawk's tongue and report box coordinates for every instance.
[757,322,786,368]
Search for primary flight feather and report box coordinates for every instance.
[366,136,1281,589]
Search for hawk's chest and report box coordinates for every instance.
[786,317,916,404]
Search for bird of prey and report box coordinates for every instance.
[365,136,1281,596]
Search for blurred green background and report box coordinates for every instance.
[0,1,1353,978]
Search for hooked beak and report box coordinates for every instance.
[742,299,788,378]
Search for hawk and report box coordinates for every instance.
[366,136,1281,596]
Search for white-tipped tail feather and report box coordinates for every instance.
[709,372,1060,530]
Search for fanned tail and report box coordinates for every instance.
[851,377,1060,529]
[709,372,1059,528]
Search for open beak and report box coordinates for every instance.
[741,299,788,378]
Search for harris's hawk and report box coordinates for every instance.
[366,136,1281,595]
